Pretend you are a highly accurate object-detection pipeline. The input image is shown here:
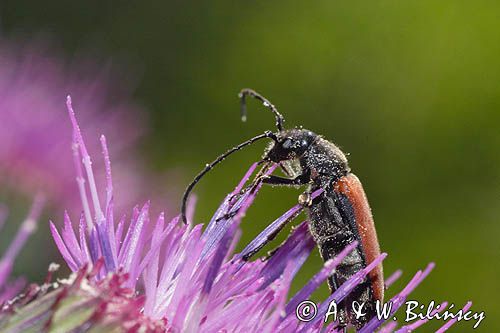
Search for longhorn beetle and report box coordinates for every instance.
[181,89,383,330]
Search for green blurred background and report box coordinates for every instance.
[1,1,498,331]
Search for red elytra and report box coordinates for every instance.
[334,173,384,303]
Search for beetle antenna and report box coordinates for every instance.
[181,131,277,224]
[239,88,285,131]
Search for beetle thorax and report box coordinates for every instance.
[301,136,350,182]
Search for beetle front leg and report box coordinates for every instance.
[261,174,313,207]
[260,173,309,186]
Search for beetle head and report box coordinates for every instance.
[265,128,317,162]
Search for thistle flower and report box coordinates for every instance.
[0,196,44,303]
[36,99,475,332]
[0,36,158,211]
[49,97,158,287]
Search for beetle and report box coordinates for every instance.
[181,89,383,330]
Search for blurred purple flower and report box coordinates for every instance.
[0,37,159,212]
[0,196,44,303]
[48,99,468,332]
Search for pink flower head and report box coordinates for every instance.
[0,195,44,304]
[49,99,469,332]
[0,37,156,211]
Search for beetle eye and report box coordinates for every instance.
[282,138,293,149]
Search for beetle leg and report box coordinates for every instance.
[261,174,315,207]
[260,173,309,186]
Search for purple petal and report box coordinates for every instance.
[236,188,323,262]
[0,195,44,285]
[88,227,101,264]
[202,164,277,258]
[96,221,116,271]
[285,241,359,316]
[435,301,472,333]
[379,321,398,333]
[50,221,78,271]
[119,202,149,269]
[67,96,105,223]
[100,134,113,209]
[359,262,435,333]
[203,223,235,295]
[258,221,315,290]
[61,211,83,267]
[385,269,403,289]
[78,213,91,263]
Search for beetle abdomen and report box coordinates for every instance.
[306,173,383,329]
